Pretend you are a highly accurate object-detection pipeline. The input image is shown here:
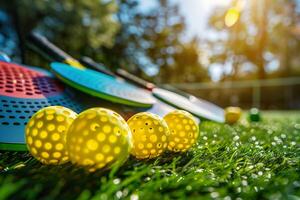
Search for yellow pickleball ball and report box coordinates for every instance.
[127,112,169,159]
[225,106,242,124]
[25,106,78,165]
[66,108,132,171]
[164,110,199,152]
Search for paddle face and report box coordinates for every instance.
[152,88,224,123]
[0,61,87,151]
[51,62,156,108]
[189,95,225,122]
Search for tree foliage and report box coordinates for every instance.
[208,0,300,80]
[100,0,208,83]
[0,0,119,66]
[0,0,208,83]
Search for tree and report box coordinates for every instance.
[1,0,210,84]
[159,37,209,83]
[100,0,191,82]
[0,0,119,66]
[207,0,300,80]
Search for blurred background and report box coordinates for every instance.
[0,0,299,110]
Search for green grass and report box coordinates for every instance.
[0,111,300,200]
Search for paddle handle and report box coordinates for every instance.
[27,32,83,68]
[79,56,115,76]
[115,68,155,90]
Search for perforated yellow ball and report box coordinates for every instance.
[225,106,242,124]
[25,106,77,165]
[127,112,169,159]
[66,108,132,171]
[164,110,199,152]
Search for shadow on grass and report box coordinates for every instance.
[0,150,197,199]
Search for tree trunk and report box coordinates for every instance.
[256,0,269,79]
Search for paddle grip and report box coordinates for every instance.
[27,32,84,68]
[27,32,72,62]
[79,56,115,76]
[115,69,155,90]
